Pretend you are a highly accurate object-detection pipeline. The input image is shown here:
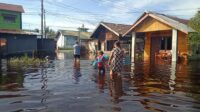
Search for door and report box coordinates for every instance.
[98,41,101,50]
[0,38,7,56]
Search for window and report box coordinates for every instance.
[166,38,172,50]
[160,37,172,50]
[107,40,116,51]
[2,14,17,23]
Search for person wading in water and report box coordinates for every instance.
[108,41,124,80]
[73,41,81,67]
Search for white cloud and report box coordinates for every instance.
[98,0,200,23]
[46,0,63,2]
[166,0,200,19]
[97,0,172,23]
[21,0,200,30]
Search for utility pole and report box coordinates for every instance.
[78,27,80,43]
[41,0,44,47]
[44,9,46,38]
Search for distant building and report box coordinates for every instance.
[0,3,39,56]
[56,29,91,49]
[90,22,132,55]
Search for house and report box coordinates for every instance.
[0,3,39,57]
[90,22,133,54]
[123,11,195,62]
[0,3,24,30]
[56,30,91,49]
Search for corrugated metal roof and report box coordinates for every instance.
[149,11,195,33]
[0,29,39,35]
[0,3,24,13]
[60,30,91,39]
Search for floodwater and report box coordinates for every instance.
[0,52,200,112]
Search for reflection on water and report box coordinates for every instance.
[109,75,123,103]
[0,52,200,112]
[73,67,82,84]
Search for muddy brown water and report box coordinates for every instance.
[0,52,200,112]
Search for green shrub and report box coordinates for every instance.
[58,47,73,50]
[8,54,47,68]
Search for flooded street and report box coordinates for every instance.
[0,52,200,112]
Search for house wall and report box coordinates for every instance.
[135,17,172,32]
[105,31,118,40]
[178,31,188,54]
[0,10,21,30]
[96,29,105,51]
[88,40,97,52]
[65,35,77,48]
[144,32,151,61]
[0,34,37,55]
[57,34,65,49]
[37,38,56,52]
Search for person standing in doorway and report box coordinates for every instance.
[73,41,81,67]
[108,41,124,80]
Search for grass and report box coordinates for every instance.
[8,54,47,68]
[58,47,73,50]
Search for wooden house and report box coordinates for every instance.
[123,11,195,62]
[90,22,132,54]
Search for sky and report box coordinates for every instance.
[1,0,200,32]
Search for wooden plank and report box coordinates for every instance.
[178,31,188,53]
[144,32,151,61]
[106,31,118,40]
[135,17,172,32]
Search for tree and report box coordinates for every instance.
[34,28,40,33]
[189,10,200,55]
[189,10,200,32]
[45,27,56,38]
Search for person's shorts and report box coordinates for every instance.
[74,55,80,59]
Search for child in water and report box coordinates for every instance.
[97,51,107,90]
[97,51,106,76]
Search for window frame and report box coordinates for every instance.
[2,13,17,23]
[160,37,172,50]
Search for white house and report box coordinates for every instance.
[56,30,91,50]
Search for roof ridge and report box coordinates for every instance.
[0,2,22,7]
[148,11,189,21]
[101,21,131,26]
[0,2,24,13]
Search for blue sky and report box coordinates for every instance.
[1,0,200,31]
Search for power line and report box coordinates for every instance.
[23,22,95,30]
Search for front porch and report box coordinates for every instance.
[132,29,189,63]
[129,13,189,63]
